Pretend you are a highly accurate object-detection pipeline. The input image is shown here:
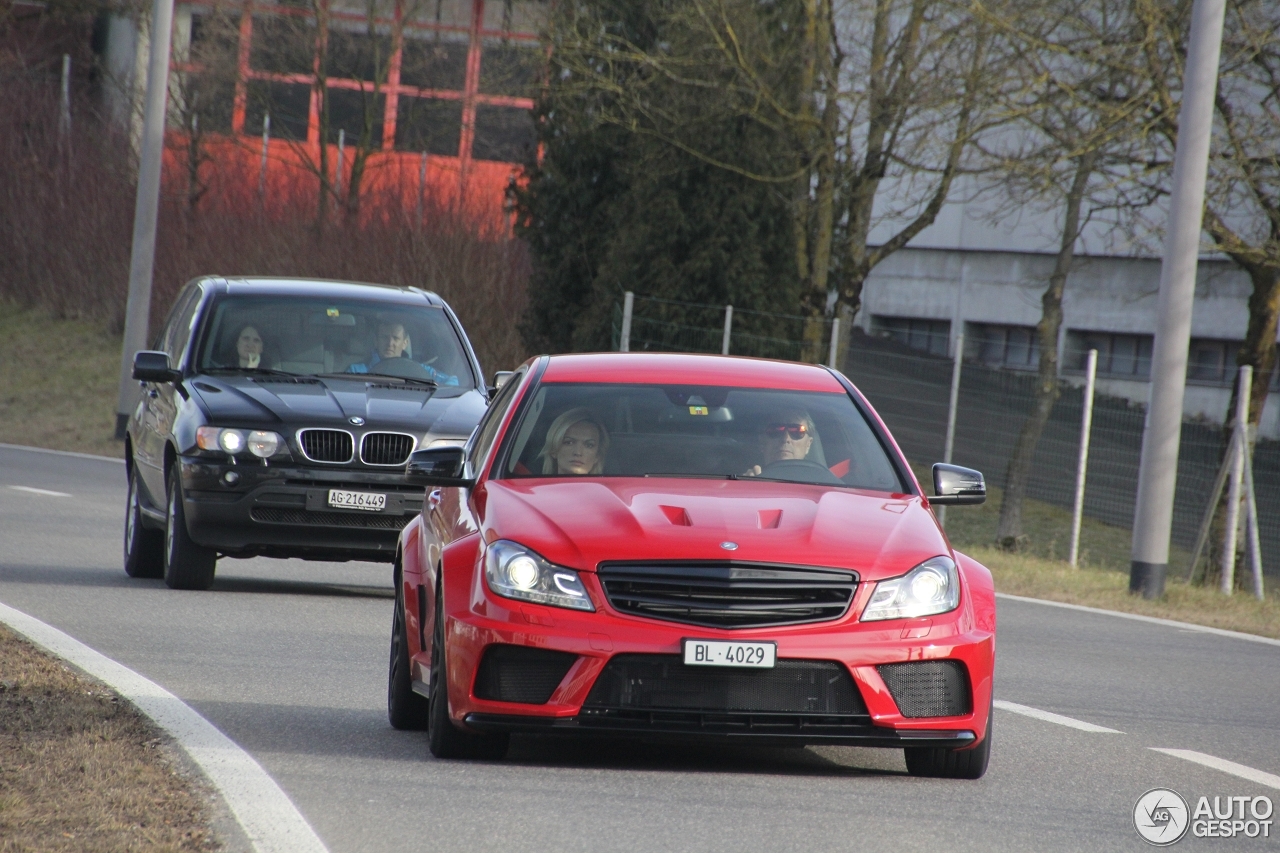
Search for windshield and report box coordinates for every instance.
[195,295,475,390]
[499,383,907,492]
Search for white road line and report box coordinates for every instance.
[1151,749,1280,790]
[7,485,72,497]
[996,592,1280,648]
[0,442,124,463]
[0,601,329,853]
[994,700,1124,733]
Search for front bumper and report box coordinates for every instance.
[179,457,423,561]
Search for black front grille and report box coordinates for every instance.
[597,562,857,628]
[361,432,415,466]
[877,660,970,718]
[250,507,410,530]
[583,654,867,715]
[299,429,354,463]
[474,645,579,704]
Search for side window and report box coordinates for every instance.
[162,286,202,366]
[468,370,525,472]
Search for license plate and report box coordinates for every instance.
[682,639,776,669]
[327,489,386,511]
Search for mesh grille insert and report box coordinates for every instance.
[299,429,354,463]
[361,433,415,466]
[250,507,410,530]
[583,654,867,715]
[597,563,857,629]
[877,660,970,718]
[474,645,578,705]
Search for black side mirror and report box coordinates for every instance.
[487,371,514,399]
[133,350,181,383]
[931,463,986,505]
[405,446,473,488]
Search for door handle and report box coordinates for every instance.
[427,489,442,510]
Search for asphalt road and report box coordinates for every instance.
[2,444,1278,852]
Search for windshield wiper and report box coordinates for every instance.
[204,367,298,378]
[642,473,739,480]
[312,372,437,388]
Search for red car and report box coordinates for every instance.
[387,353,996,778]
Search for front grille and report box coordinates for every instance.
[597,562,857,628]
[361,432,416,466]
[474,645,579,704]
[299,429,354,463]
[250,507,410,530]
[583,654,867,715]
[877,660,970,718]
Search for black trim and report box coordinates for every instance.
[487,356,548,480]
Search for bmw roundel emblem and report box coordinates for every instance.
[720,541,738,551]
[349,416,365,426]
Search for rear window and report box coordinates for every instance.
[498,383,906,492]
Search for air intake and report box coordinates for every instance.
[473,645,578,705]
[298,429,354,463]
[877,660,970,718]
[361,432,416,466]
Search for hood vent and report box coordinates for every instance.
[251,376,321,385]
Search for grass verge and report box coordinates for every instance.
[0,624,219,852]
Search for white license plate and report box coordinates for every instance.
[327,489,386,512]
[682,639,776,669]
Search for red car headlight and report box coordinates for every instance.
[484,540,595,612]
[861,556,959,621]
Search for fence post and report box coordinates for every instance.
[416,151,427,229]
[1243,436,1265,600]
[59,54,71,139]
[335,128,345,209]
[937,333,964,528]
[1069,349,1098,567]
[258,113,270,208]
[619,292,634,352]
[721,305,733,355]
[827,318,840,369]
[1220,365,1252,594]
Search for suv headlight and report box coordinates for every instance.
[196,427,285,458]
[484,540,595,612]
[860,556,960,621]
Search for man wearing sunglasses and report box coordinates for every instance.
[743,409,817,477]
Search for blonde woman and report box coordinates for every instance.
[539,407,609,475]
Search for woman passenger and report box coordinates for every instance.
[539,408,609,475]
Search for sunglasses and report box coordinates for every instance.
[763,422,809,440]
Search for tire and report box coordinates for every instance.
[163,464,217,591]
[426,585,509,760]
[904,702,992,780]
[388,578,431,730]
[124,465,164,579]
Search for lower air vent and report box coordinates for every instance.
[877,660,970,718]
[474,645,578,704]
[298,429,354,463]
[583,654,867,715]
[250,507,410,530]
[361,432,416,466]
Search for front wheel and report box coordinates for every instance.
[388,578,431,730]
[904,703,992,780]
[163,464,217,590]
[427,585,508,760]
[124,465,164,579]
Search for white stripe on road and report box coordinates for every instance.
[0,442,124,463]
[0,601,329,853]
[994,700,1124,733]
[996,592,1280,648]
[8,485,72,497]
[1151,749,1280,790]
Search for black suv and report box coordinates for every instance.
[124,276,492,589]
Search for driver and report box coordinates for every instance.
[743,409,816,477]
[348,320,459,385]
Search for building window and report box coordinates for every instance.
[872,316,951,357]
[1065,331,1153,379]
[969,323,1039,370]
[1187,339,1280,388]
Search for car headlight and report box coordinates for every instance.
[246,430,279,457]
[196,427,284,458]
[484,540,595,612]
[860,556,960,621]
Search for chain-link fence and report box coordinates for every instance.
[611,295,1279,577]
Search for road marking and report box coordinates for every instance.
[994,700,1124,733]
[996,592,1280,648]
[0,601,329,853]
[7,485,72,497]
[0,442,124,463]
[1151,749,1280,790]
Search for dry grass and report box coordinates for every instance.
[0,625,219,853]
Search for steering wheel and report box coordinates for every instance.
[759,458,842,485]
[366,357,433,381]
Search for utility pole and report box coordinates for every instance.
[115,0,177,439]
[1129,0,1226,598]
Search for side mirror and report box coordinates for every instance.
[133,350,181,383]
[931,463,986,505]
[488,371,514,399]
[405,446,473,488]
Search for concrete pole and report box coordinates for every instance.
[619,291,634,352]
[1129,0,1226,598]
[335,128,345,210]
[59,54,72,139]
[1069,349,1098,567]
[114,0,177,439]
[937,333,964,529]
[416,150,428,229]
[721,305,733,356]
[1219,365,1251,594]
[258,113,270,209]
[827,318,840,369]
